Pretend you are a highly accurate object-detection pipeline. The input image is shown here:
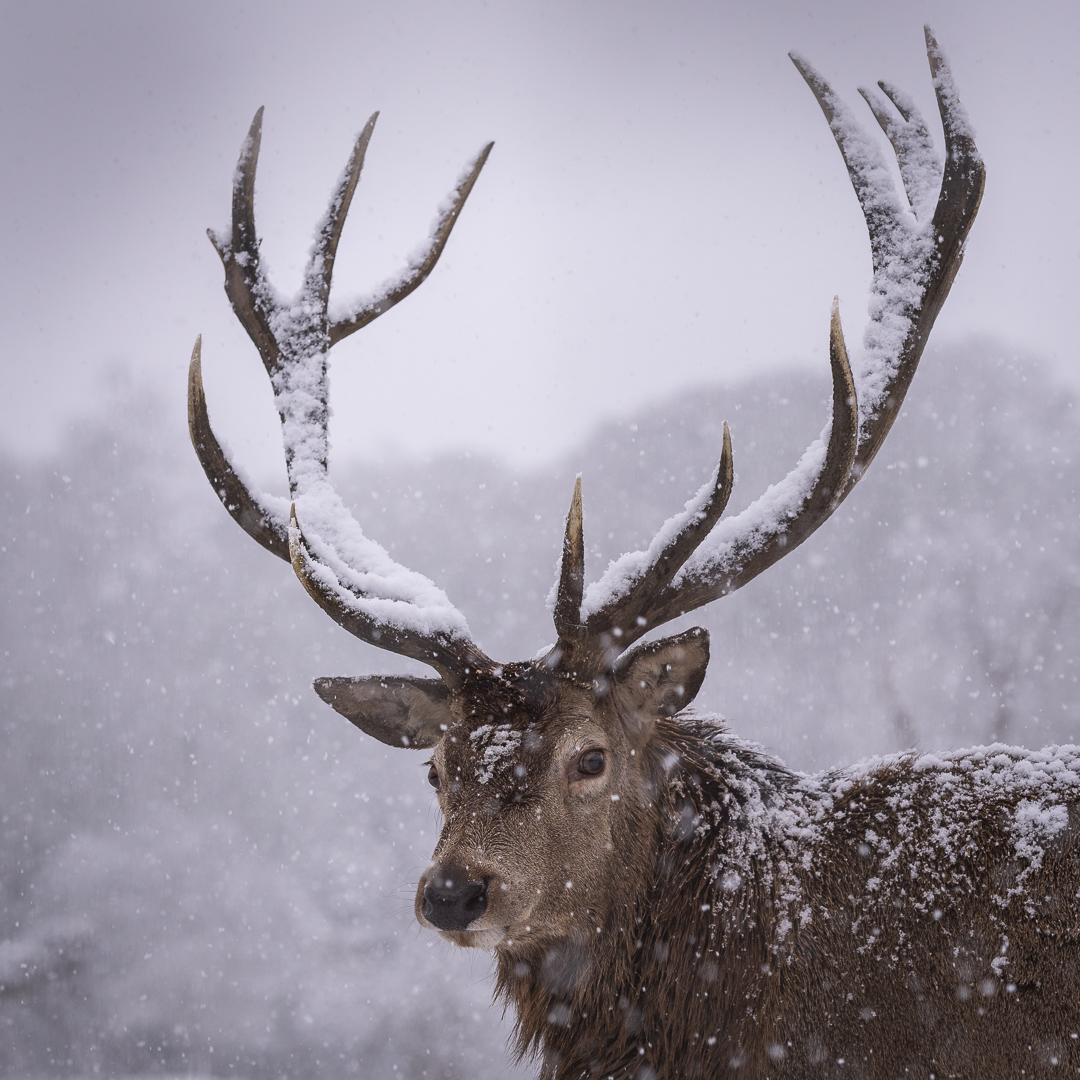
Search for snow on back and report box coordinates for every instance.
[683,727,1080,962]
[829,745,1080,939]
[891,747,1072,899]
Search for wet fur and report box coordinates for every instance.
[495,714,1080,1079]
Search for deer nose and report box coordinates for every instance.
[422,872,489,931]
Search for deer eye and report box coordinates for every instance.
[427,763,441,790]
[577,749,606,777]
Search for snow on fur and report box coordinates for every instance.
[680,720,1080,964]
[469,723,525,785]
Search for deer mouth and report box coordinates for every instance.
[415,866,540,948]
[436,925,510,950]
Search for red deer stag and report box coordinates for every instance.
[188,28,1080,1080]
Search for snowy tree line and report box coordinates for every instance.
[1,341,1077,1078]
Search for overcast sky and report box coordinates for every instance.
[1,0,1077,481]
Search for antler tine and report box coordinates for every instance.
[328,141,495,345]
[849,25,984,475]
[857,81,940,219]
[194,109,495,682]
[307,112,380,311]
[574,31,981,655]
[604,307,857,640]
[187,337,290,561]
[788,53,908,275]
[289,507,492,686]
[917,26,985,344]
[207,107,284,378]
[552,477,586,645]
[573,424,734,657]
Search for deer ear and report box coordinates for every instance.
[611,628,710,738]
[313,676,453,749]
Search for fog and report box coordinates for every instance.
[2,1,1079,1077]
[1,0,1077,471]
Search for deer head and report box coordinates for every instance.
[189,28,983,960]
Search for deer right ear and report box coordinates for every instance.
[610,628,710,742]
[313,676,453,749]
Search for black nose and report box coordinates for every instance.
[422,872,488,931]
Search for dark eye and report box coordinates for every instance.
[577,749,605,777]
[427,763,441,790]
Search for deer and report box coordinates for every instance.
[187,28,1080,1079]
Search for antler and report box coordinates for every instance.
[550,27,984,672]
[189,109,494,685]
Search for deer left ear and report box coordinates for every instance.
[313,675,453,749]
[610,628,710,738]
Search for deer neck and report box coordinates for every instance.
[494,716,808,1077]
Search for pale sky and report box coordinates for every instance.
[1,0,1077,481]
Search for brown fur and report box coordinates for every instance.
[411,653,1080,1079]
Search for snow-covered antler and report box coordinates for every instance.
[549,27,984,673]
[188,109,494,684]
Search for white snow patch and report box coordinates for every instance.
[469,724,523,785]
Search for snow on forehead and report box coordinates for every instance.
[468,723,524,785]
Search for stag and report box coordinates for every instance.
[188,29,1080,1079]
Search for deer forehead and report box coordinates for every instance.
[447,668,602,735]
[438,715,611,769]
[435,701,619,798]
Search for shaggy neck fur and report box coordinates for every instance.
[493,713,806,1080]
[491,713,1080,1079]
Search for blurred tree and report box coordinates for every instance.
[1,342,1078,1077]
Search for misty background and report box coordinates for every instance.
[2,1,1079,1078]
